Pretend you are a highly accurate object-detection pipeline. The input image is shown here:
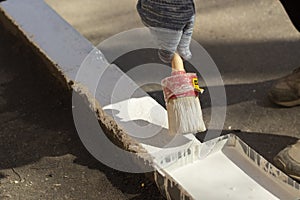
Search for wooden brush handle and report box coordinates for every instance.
[171,53,185,72]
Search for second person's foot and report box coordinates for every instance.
[268,67,300,107]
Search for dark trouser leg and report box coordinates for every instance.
[279,0,300,32]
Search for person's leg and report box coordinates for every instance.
[271,2,300,181]
[269,1,300,107]
[279,0,300,32]
[177,16,195,60]
[149,27,182,63]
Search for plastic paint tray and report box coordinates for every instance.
[152,134,300,200]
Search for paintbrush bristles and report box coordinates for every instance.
[167,96,206,135]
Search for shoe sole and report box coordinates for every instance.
[269,95,300,107]
[289,174,300,182]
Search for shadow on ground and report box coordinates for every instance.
[147,80,276,109]
[111,37,300,108]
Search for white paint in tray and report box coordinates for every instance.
[168,151,279,200]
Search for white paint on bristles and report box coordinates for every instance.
[1,1,299,199]
[167,96,206,135]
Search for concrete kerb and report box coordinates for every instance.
[0,0,152,170]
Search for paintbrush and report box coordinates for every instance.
[162,53,206,135]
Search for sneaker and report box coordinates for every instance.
[268,67,300,107]
[273,140,300,181]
